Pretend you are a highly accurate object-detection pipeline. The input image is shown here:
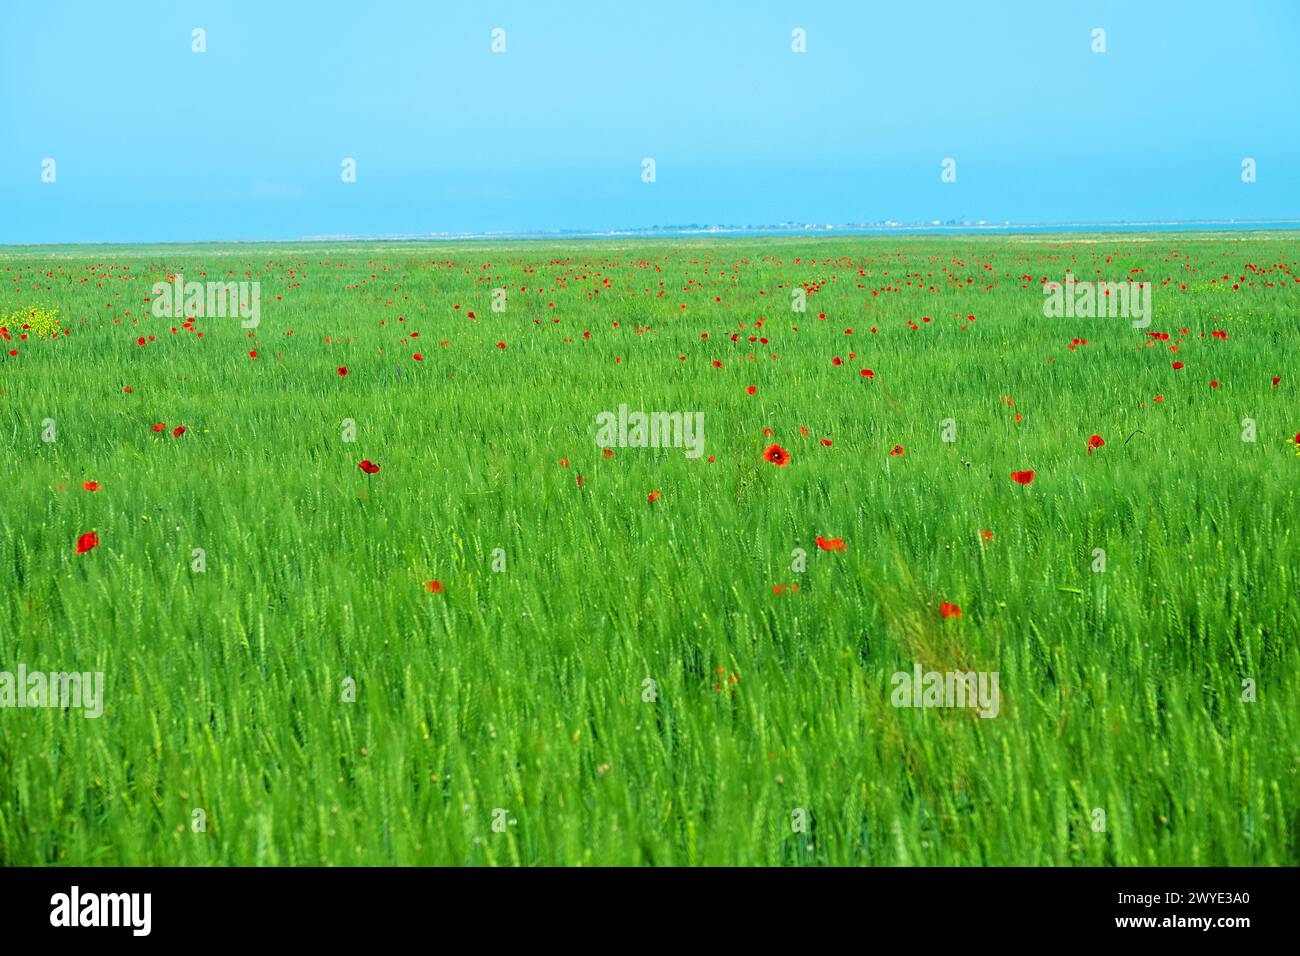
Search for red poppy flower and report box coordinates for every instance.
[1011,470,1035,485]
[338,366,348,376]
[1088,434,1104,453]
[152,423,166,432]
[412,353,423,361]
[762,444,791,466]
[745,385,757,395]
[939,601,962,620]
[888,444,905,457]
[860,369,874,378]
[815,536,846,552]
[980,529,993,541]
[249,350,258,359]
[603,448,613,459]
[173,426,186,437]
[358,459,380,474]
[1272,376,1281,387]
[75,532,99,554]
[1172,361,1184,369]
[647,490,661,503]
[425,580,444,593]
[83,481,101,492]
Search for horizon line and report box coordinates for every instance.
[4,217,1300,250]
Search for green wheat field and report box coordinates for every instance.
[1,233,1296,866]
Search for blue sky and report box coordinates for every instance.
[1,0,1297,243]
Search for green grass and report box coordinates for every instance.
[1,233,1296,865]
